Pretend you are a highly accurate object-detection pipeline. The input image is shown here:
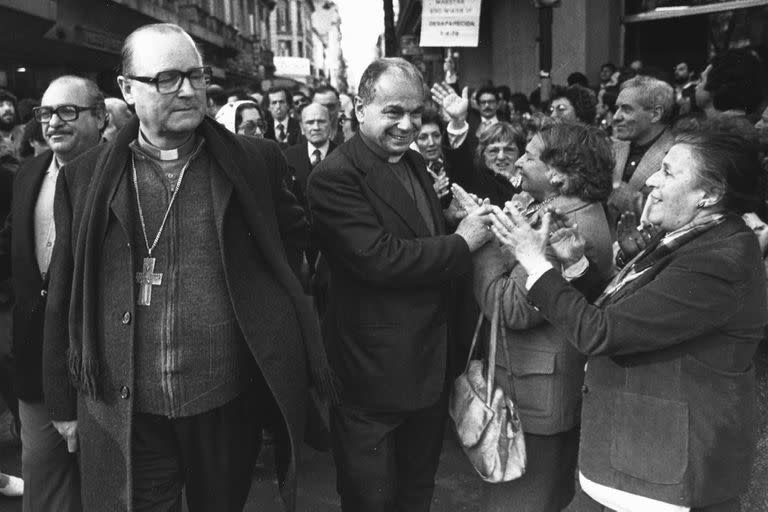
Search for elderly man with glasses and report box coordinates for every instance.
[42,23,337,511]
[0,74,106,511]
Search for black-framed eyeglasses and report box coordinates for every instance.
[338,114,350,126]
[126,66,212,94]
[33,104,98,123]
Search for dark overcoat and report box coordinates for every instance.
[43,117,315,511]
[307,134,472,411]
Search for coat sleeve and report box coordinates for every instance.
[43,169,77,421]
[307,164,472,288]
[473,242,550,330]
[527,249,748,357]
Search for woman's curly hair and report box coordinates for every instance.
[537,121,614,202]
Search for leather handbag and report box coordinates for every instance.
[449,284,527,483]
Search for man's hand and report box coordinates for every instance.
[444,196,467,226]
[431,82,469,127]
[455,204,494,252]
[451,183,481,214]
[52,420,78,453]
[744,212,768,253]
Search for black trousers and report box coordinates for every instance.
[131,391,262,512]
[330,398,446,512]
[565,488,741,512]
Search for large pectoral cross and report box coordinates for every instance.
[135,257,163,306]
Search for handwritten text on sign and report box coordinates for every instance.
[420,0,481,47]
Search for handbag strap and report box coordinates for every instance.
[463,311,486,374]
[485,284,501,406]
[498,278,519,403]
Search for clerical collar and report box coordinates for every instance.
[137,130,198,161]
[360,133,406,163]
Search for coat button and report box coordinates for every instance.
[581,385,589,394]
[40,289,47,297]
[122,312,131,325]
[120,386,130,399]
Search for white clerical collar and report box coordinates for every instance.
[137,130,197,161]
[307,140,330,160]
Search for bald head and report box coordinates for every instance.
[301,103,331,146]
[121,23,202,75]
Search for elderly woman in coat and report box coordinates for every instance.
[492,129,767,512]
[473,121,614,511]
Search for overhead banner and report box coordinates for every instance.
[420,0,482,47]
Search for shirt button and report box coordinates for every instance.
[581,385,589,394]
[122,312,132,325]
[120,386,130,399]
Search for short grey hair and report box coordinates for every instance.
[357,58,425,106]
[121,23,203,75]
[620,75,675,123]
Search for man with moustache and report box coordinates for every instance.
[307,58,493,512]
[607,75,675,224]
[0,75,106,512]
[474,85,502,137]
[43,23,335,511]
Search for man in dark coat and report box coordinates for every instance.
[265,87,301,148]
[43,23,335,512]
[0,75,107,511]
[307,57,493,512]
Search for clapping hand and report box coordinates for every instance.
[617,211,658,260]
[488,203,552,275]
[547,209,586,268]
[431,82,469,126]
[451,183,482,213]
[428,169,450,199]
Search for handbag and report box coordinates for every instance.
[448,284,527,483]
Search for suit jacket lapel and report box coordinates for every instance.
[628,130,673,190]
[349,137,431,236]
[612,139,630,185]
[17,152,52,284]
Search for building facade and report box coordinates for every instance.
[0,0,278,98]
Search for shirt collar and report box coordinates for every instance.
[308,140,330,160]
[136,130,198,161]
[46,154,61,175]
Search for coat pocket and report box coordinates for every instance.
[610,391,689,484]
[503,349,556,418]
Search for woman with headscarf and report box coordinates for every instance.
[214,100,267,138]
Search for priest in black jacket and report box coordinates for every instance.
[307,57,494,512]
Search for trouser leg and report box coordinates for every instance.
[19,400,81,512]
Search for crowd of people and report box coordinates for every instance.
[0,20,766,512]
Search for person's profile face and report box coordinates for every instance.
[355,70,423,158]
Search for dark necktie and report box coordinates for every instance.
[311,148,322,167]
[277,123,286,142]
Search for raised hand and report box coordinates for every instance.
[431,82,469,125]
[455,204,494,252]
[429,170,450,199]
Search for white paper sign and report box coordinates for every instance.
[420,0,482,48]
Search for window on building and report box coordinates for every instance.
[298,41,304,57]
[277,0,291,34]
